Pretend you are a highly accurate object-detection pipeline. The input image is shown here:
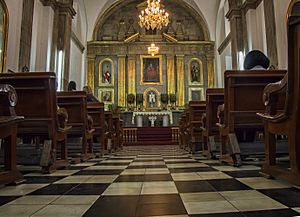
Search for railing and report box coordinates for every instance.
[123,128,137,144]
[171,127,180,142]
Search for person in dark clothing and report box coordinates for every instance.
[83,86,99,102]
[244,50,270,70]
[68,81,77,91]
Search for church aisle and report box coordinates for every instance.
[0,146,299,217]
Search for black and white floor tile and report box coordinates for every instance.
[0,145,299,217]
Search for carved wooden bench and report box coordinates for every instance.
[0,84,24,184]
[57,91,94,162]
[217,70,286,166]
[257,1,300,186]
[0,72,70,173]
[201,88,224,158]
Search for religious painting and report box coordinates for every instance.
[98,89,114,103]
[189,88,205,101]
[0,0,8,73]
[188,58,203,85]
[99,58,114,86]
[140,55,163,85]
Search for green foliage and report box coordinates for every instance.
[169,93,176,103]
[161,93,169,104]
[127,93,135,104]
[136,93,144,104]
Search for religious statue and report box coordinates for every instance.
[146,63,157,81]
[191,65,200,82]
[148,91,156,104]
[103,65,111,83]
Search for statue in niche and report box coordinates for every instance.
[190,61,201,83]
[102,62,112,84]
[148,91,156,104]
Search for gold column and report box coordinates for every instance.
[167,55,175,94]
[176,55,185,107]
[87,56,95,94]
[118,55,126,107]
[128,55,136,95]
[207,56,214,88]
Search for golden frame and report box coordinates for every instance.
[0,0,8,73]
[143,87,161,108]
[188,58,204,86]
[98,88,115,104]
[140,55,163,85]
[98,58,114,86]
[189,87,205,101]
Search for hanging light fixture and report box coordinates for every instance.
[148,43,159,56]
[138,0,169,30]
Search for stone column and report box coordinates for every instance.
[18,0,35,71]
[227,0,245,69]
[167,55,175,94]
[118,55,126,107]
[263,0,278,67]
[207,55,215,88]
[176,55,185,107]
[87,55,95,95]
[49,0,75,90]
[127,55,136,95]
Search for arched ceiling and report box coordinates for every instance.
[83,0,220,41]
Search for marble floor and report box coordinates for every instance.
[0,145,300,217]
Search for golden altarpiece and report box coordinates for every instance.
[87,0,214,117]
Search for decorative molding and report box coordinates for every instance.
[241,0,263,14]
[218,33,231,54]
[71,31,85,53]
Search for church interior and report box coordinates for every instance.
[0,0,300,216]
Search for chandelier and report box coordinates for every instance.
[139,0,169,30]
[148,43,159,56]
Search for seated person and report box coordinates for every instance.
[244,50,270,70]
[68,81,77,91]
[83,86,99,102]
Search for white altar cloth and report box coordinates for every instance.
[132,111,173,125]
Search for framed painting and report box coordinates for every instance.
[98,58,114,86]
[189,87,205,101]
[0,0,8,73]
[140,55,163,85]
[188,58,204,86]
[98,89,114,104]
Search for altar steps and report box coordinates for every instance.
[123,127,179,146]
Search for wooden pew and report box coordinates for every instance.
[104,111,113,153]
[112,114,123,151]
[57,91,94,161]
[201,88,224,158]
[0,72,70,173]
[257,1,300,186]
[179,111,191,151]
[0,84,24,184]
[87,102,105,156]
[217,70,286,166]
[188,101,206,153]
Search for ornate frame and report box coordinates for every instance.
[98,88,115,104]
[0,0,8,73]
[140,55,163,85]
[189,87,205,101]
[143,87,161,108]
[188,58,204,86]
[98,58,114,86]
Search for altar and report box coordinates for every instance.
[132,111,173,127]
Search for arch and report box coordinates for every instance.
[92,0,211,41]
[188,58,204,85]
[98,58,114,86]
[0,0,8,73]
[143,87,161,108]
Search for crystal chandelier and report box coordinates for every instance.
[139,0,169,30]
[148,43,159,56]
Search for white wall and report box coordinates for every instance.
[274,0,290,69]
[69,39,84,90]
[5,0,23,72]
[30,0,54,72]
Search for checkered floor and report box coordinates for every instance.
[0,145,300,217]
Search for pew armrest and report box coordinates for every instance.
[257,74,288,122]
[217,104,225,127]
[0,84,18,116]
[57,107,72,132]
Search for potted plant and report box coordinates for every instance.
[169,93,176,109]
[136,93,144,111]
[127,93,135,110]
[161,93,169,110]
